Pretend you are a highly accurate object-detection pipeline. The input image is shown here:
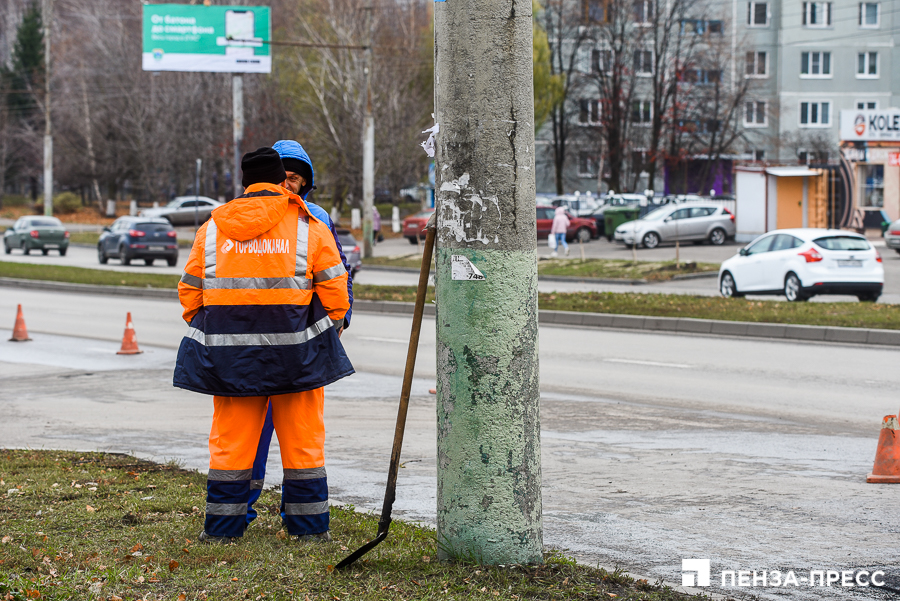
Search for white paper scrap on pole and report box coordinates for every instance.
[451,255,485,281]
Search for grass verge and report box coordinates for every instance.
[364,256,717,282]
[0,261,179,289]
[2,261,898,331]
[0,450,704,601]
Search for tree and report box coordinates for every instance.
[533,1,564,133]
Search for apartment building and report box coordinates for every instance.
[537,0,899,210]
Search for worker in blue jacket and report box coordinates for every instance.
[245,139,354,529]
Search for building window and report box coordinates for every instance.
[798,149,829,164]
[799,101,831,127]
[579,99,600,125]
[860,164,884,207]
[800,51,831,77]
[631,100,652,125]
[681,19,723,35]
[745,51,768,77]
[857,52,878,77]
[748,1,769,25]
[802,2,832,26]
[744,101,767,127]
[631,150,648,174]
[678,68,721,85]
[592,49,611,73]
[633,50,653,75]
[856,100,878,110]
[578,152,598,177]
[859,2,879,27]
[753,150,766,161]
[634,0,652,24]
[584,0,609,23]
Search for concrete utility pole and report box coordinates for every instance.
[433,0,542,565]
[361,6,375,258]
[232,74,244,198]
[42,0,52,216]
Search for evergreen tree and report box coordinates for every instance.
[4,2,44,123]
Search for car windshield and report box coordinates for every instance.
[28,218,62,227]
[339,234,357,247]
[813,236,870,251]
[641,207,670,221]
[136,223,172,233]
[414,211,434,219]
[165,199,182,208]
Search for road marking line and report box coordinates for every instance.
[357,336,408,344]
[605,358,693,369]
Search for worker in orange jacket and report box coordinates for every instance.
[174,147,353,543]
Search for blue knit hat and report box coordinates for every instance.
[272,140,315,199]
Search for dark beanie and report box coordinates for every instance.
[282,157,312,183]
[241,147,287,188]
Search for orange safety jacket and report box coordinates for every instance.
[173,183,353,396]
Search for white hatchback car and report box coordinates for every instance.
[718,229,883,302]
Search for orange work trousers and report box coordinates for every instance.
[204,389,328,537]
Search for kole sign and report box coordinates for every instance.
[841,109,900,142]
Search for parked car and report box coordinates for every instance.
[3,216,69,256]
[613,202,735,248]
[337,229,361,277]
[139,196,222,226]
[718,229,883,302]
[98,217,178,266]
[536,206,598,243]
[550,194,602,216]
[884,219,900,254]
[402,209,435,244]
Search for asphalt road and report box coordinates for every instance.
[0,288,897,599]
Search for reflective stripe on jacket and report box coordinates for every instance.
[173,183,354,396]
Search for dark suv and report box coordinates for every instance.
[98,217,178,266]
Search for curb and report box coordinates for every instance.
[352,299,900,347]
[4,278,899,348]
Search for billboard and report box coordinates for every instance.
[840,109,900,142]
[142,4,271,73]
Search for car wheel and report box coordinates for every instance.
[407,236,418,245]
[709,228,726,246]
[119,245,131,266]
[21,240,29,255]
[167,257,177,267]
[642,232,660,249]
[895,249,900,255]
[857,292,880,302]
[575,227,591,243]
[3,240,10,255]
[98,246,108,264]
[59,247,67,257]
[719,271,743,298]
[784,272,807,302]
[144,258,154,266]
[42,248,49,255]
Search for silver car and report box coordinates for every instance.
[884,219,900,254]
[614,202,736,248]
[139,196,222,226]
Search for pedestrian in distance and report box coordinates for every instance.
[372,206,383,243]
[551,206,570,257]
[242,139,355,529]
[174,147,353,544]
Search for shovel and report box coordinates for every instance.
[335,218,436,570]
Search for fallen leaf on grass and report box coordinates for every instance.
[182,548,190,554]
[422,555,430,563]
[232,577,239,582]
[169,560,180,572]
[275,530,287,540]
[110,596,123,601]
[130,543,142,552]
[326,565,334,573]
[177,594,186,601]
[85,505,96,513]
[0,536,10,544]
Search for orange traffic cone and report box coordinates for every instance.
[867,415,900,483]
[117,312,143,355]
[9,304,31,342]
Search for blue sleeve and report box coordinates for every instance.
[328,219,353,328]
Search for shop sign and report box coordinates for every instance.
[840,110,900,142]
